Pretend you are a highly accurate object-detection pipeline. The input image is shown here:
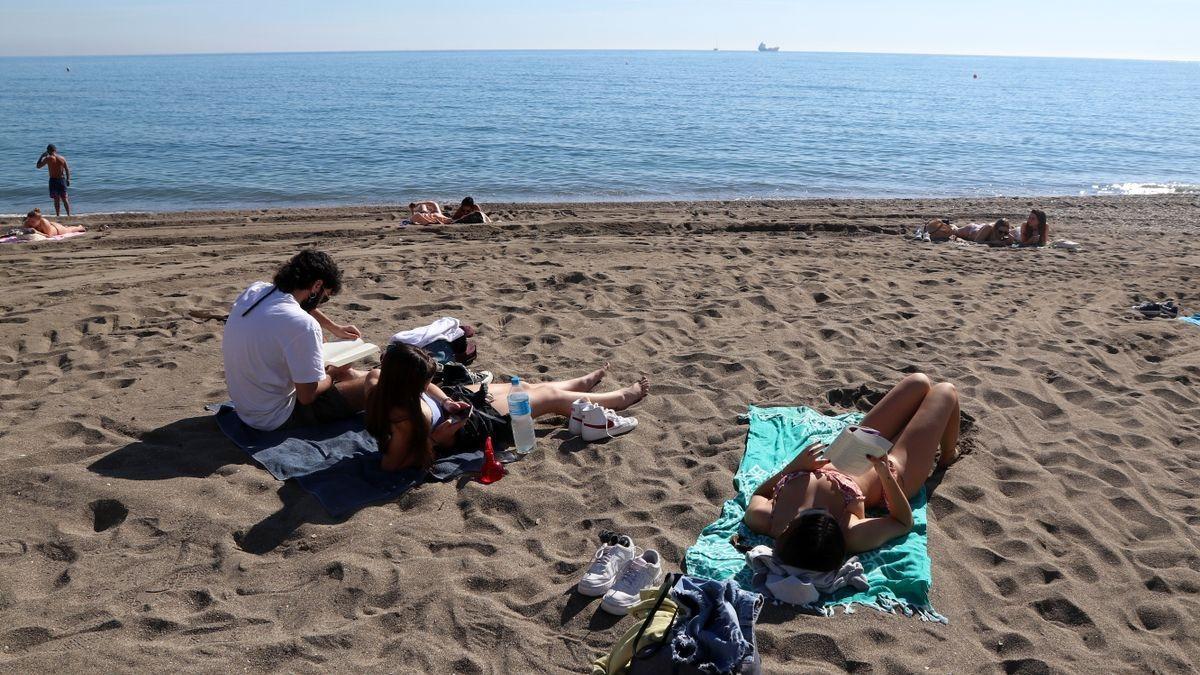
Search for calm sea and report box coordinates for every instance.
[1,50,1198,214]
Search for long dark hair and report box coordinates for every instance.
[366,343,438,469]
[775,510,846,572]
[1030,209,1047,229]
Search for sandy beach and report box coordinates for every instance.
[0,194,1197,673]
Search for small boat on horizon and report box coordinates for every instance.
[757,42,780,52]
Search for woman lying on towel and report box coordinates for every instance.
[744,373,961,571]
[408,201,454,225]
[366,343,649,471]
[25,208,85,236]
[924,218,1013,245]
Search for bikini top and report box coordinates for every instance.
[774,467,865,507]
[421,392,443,427]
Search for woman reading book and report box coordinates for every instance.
[743,373,962,570]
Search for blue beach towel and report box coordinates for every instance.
[1179,314,1200,328]
[209,403,509,517]
[683,405,946,622]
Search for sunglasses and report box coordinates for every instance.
[597,529,632,548]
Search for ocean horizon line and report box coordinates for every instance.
[2,47,1197,65]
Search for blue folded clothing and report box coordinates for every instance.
[209,403,508,517]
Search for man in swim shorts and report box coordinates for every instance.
[36,144,72,216]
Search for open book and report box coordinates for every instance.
[322,339,381,368]
[822,425,893,476]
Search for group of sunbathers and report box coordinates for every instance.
[222,250,647,475]
[408,196,492,225]
[920,208,1049,246]
[222,248,965,575]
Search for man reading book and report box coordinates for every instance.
[222,249,379,431]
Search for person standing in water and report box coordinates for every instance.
[36,144,72,217]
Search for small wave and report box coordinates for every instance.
[1094,182,1200,195]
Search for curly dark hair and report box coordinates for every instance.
[775,510,846,572]
[272,249,342,294]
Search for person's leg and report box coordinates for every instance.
[63,194,71,216]
[887,382,959,498]
[859,373,932,441]
[484,377,649,418]
[52,196,62,217]
[543,364,608,393]
[936,384,961,468]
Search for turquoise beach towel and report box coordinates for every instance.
[683,405,946,622]
[1180,314,1200,328]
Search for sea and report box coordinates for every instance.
[1,50,1198,214]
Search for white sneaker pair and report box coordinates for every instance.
[568,398,638,442]
[576,534,664,616]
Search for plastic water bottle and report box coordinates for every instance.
[507,377,536,454]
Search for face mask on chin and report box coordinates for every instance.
[299,284,325,312]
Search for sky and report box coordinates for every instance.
[1,0,1197,61]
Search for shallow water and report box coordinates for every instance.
[1,50,1197,213]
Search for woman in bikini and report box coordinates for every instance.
[744,373,961,571]
[924,218,1013,245]
[366,343,650,471]
[407,201,454,225]
[24,208,85,236]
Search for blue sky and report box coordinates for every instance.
[2,0,1197,60]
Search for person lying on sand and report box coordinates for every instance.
[1017,209,1049,246]
[367,343,649,471]
[24,208,85,236]
[223,249,379,431]
[743,373,961,570]
[923,218,1013,246]
[408,201,454,225]
[449,196,491,224]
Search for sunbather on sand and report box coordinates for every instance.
[24,208,85,236]
[744,373,961,571]
[449,196,491,224]
[367,343,649,471]
[408,201,454,225]
[1017,209,1049,246]
[923,218,1013,245]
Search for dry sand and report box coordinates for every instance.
[1,195,1198,673]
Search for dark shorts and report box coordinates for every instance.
[49,176,68,199]
[440,384,514,451]
[281,386,358,430]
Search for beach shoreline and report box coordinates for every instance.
[1,193,1197,672]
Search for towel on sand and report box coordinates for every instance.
[1180,314,1200,328]
[746,544,869,608]
[683,405,947,622]
[210,403,512,516]
[0,229,86,244]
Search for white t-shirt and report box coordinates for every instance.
[223,281,326,430]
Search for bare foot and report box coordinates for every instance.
[615,375,650,408]
[555,363,609,392]
[579,363,609,391]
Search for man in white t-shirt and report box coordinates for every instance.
[222,249,379,431]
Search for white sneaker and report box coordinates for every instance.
[581,405,638,442]
[568,398,594,436]
[577,537,636,597]
[601,549,664,615]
